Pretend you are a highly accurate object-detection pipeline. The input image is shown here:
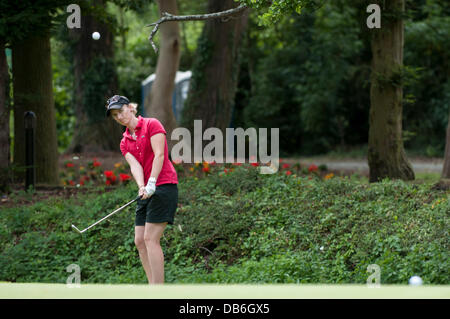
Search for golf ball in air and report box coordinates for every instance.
[409,276,423,286]
[92,32,101,40]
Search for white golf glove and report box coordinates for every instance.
[144,177,156,199]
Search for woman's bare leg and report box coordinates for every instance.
[144,222,167,284]
[135,226,152,284]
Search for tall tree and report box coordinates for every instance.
[181,0,249,134]
[2,0,79,185]
[0,40,9,172]
[144,0,180,153]
[66,0,123,153]
[442,110,450,179]
[1,0,73,185]
[12,31,60,184]
[367,0,414,182]
[145,0,317,152]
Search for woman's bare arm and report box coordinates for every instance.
[124,152,145,188]
[149,133,166,180]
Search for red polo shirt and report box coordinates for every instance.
[120,116,178,186]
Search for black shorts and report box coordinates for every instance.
[135,183,178,226]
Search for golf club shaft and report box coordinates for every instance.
[77,196,139,233]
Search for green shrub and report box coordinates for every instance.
[0,170,448,284]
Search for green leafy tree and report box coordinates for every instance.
[148,0,320,145]
[0,0,72,185]
[0,40,10,190]
[181,0,249,145]
[403,0,450,156]
[63,0,124,153]
[366,0,415,182]
[243,2,370,155]
[144,0,181,154]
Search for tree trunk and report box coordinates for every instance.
[368,0,414,182]
[441,110,450,178]
[145,0,181,153]
[0,40,10,170]
[181,0,249,134]
[12,33,59,185]
[66,0,123,154]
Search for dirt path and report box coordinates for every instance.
[283,157,444,174]
[304,159,442,174]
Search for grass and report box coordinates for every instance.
[320,145,368,159]
[413,172,442,184]
[0,283,448,299]
[289,145,445,161]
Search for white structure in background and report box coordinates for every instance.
[141,70,192,123]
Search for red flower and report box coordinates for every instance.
[308,164,318,172]
[202,166,210,173]
[69,180,75,186]
[106,179,111,186]
[282,163,290,169]
[286,170,292,176]
[232,162,242,166]
[119,173,131,182]
[79,180,84,186]
[251,163,259,167]
[104,171,114,178]
[66,162,74,168]
[93,160,101,167]
[104,170,116,184]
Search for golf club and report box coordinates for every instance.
[71,195,141,234]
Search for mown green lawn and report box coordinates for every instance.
[0,283,448,299]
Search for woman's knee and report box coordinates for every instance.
[144,222,166,247]
[135,235,146,250]
[135,226,146,250]
[144,234,160,247]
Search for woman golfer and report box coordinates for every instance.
[106,95,178,284]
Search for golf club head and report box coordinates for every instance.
[71,224,83,233]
